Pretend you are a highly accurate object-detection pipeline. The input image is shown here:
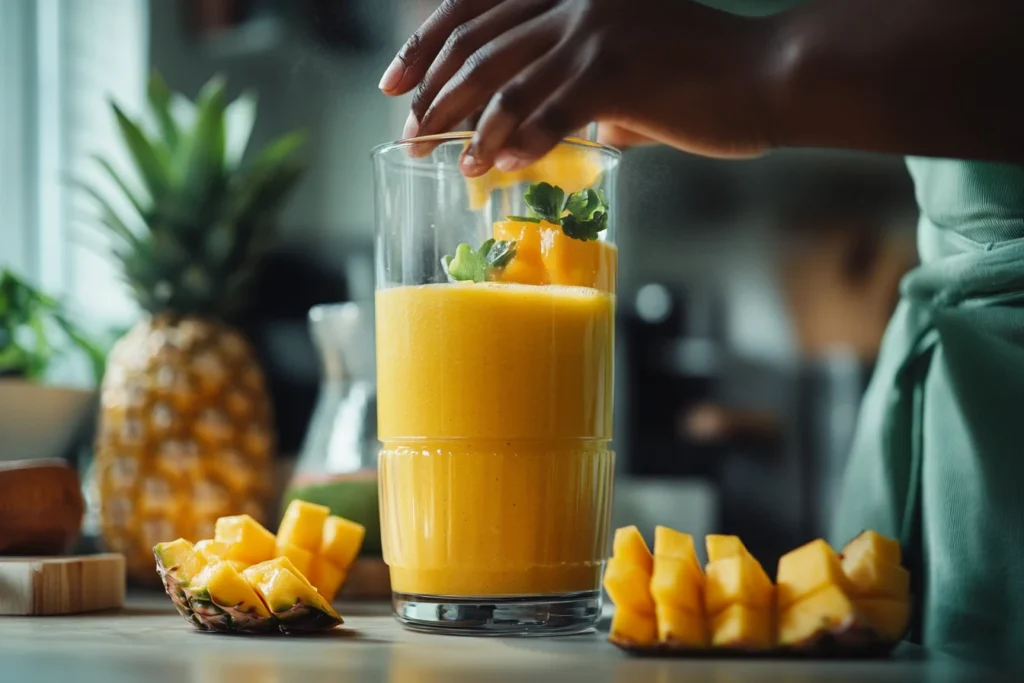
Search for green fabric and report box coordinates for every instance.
[701,0,1024,668]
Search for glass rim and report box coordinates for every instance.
[369,131,621,161]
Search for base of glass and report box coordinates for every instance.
[392,590,602,637]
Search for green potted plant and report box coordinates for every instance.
[0,268,105,463]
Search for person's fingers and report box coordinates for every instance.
[493,82,598,173]
[409,0,557,128]
[459,42,582,174]
[411,13,564,152]
[379,0,500,97]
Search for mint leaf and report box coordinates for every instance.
[524,182,564,224]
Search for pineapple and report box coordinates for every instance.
[273,499,365,602]
[85,72,306,583]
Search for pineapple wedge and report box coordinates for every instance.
[154,539,209,628]
[274,501,366,602]
[188,561,276,634]
[775,539,850,610]
[275,541,314,579]
[309,555,347,605]
[243,560,342,633]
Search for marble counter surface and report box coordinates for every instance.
[0,594,1006,683]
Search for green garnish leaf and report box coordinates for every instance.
[446,243,488,283]
[484,239,517,268]
[561,187,609,241]
[523,182,564,224]
[442,239,518,283]
[512,183,610,242]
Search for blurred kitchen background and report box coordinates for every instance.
[1,0,918,577]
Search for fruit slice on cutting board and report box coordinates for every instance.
[604,526,658,647]
[649,526,706,648]
[703,535,774,651]
[242,558,342,633]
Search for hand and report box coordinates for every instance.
[379,0,774,176]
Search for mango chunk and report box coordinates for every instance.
[704,553,774,617]
[650,557,704,615]
[604,556,656,615]
[711,603,774,651]
[855,598,911,643]
[777,584,857,649]
[214,514,276,566]
[320,515,366,569]
[841,530,901,568]
[277,500,330,552]
[775,539,849,610]
[610,607,657,648]
[841,549,910,601]
[492,219,616,292]
[275,541,314,579]
[706,534,749,563]
[612,526,653,575]
[656,605,708,648]
[465,143,604,211]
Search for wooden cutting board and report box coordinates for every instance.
[0,554,125,615]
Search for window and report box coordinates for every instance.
[2,0,149,385]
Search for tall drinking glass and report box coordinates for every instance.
[372,133,619,636]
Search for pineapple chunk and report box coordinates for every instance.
[214,514,276,565]
[704,553,774,617]
[841,530,901,568]
[320,515,366,569]
[277,500,331,553]
[609,607,657,648]
[245,562,342,632]
[855,598,911,642]
[492,220,551,287]
[706,534,749,563]
[711,603,773,651]
[309,555,347,603]
[275,541,314,579]
[612,525,653,575]
[190,561,271,618]
[841,549,910,601]
[242,556,315,590]
[650,557,703,615]
[777,584,857,649]
[194,539,228,560]
[604,556,656,615]
[653,526,702,574]
[465,143,604,211]
[655,605,707,648]
[775,539,849,610]
[154,538,207,580]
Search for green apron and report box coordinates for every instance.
[697,1,1024,668]
[831,158,1024,670]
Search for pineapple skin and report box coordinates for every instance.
[96,314,275,584]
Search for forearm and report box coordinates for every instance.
[760,0,1024,162]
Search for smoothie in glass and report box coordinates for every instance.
[372,135,619,635]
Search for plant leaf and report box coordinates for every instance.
[93,155,148,222]
[523,182,564,224]
[147,70,179,148]
[225,90,258,169]
[111,102,170,199]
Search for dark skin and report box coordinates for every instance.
[377,0,1024,175]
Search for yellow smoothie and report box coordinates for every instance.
[376,280,616,597]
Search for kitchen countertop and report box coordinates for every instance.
[0,593,1008,683]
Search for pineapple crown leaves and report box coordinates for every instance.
[76,70,308,320]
